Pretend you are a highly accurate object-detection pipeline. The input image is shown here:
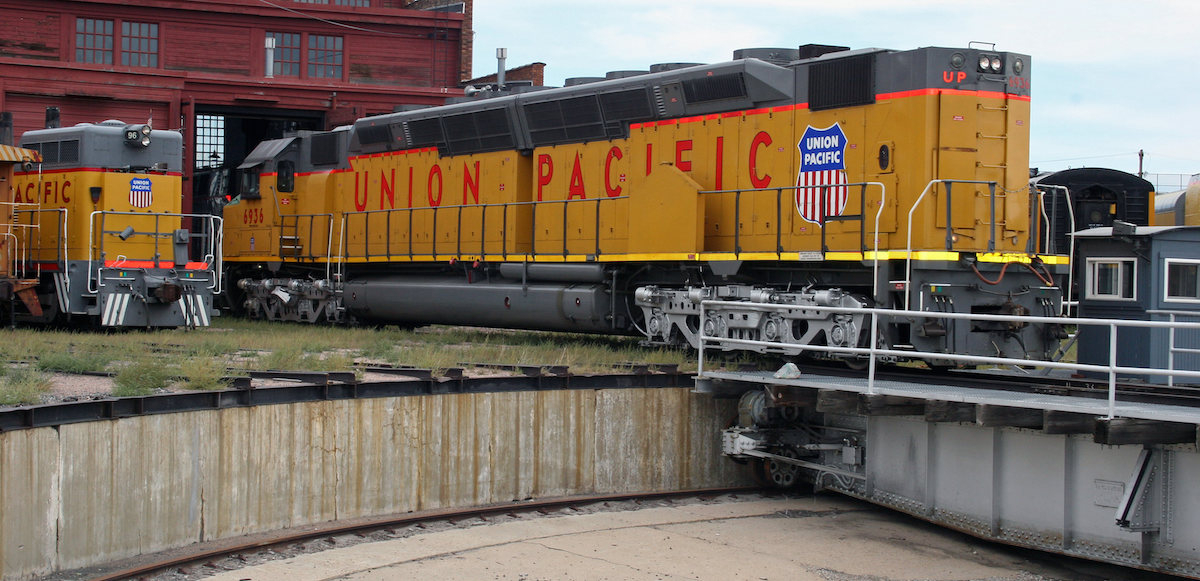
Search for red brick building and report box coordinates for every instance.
[0,0,472,211]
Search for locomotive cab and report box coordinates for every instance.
[225,129,350,322]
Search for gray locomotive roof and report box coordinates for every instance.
[20,120,183,172]
[308,44,1027,165]
[349,57,796,155]
[238,137,296,169]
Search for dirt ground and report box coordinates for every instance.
[170,494,1174,581]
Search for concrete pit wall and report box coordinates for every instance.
[0,387,749,580]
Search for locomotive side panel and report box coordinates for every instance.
[342,148,526,261]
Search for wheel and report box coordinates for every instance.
[841,356,869,371]
[762,447,803,489]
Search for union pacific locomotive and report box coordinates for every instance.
[224,44,1066,363]
[8,120,222,328]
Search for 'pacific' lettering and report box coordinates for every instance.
[537,154,553,201]
[749,131,772,188]
[604,146,623,197]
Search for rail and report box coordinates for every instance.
[12,207,68,293]
[88,211,223,294]
[903,179,999,310]
[697,182,886,259]
[1147,310,1200,388]
[279,212,336,282]
[696,301,1200,420]
[1,202,46,276]
[1035,185,1075,314]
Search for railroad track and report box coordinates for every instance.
[88,487,763,581]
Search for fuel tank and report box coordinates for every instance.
[343,276,615,333]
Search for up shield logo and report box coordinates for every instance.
[129,177,153,208]
[796,124,849,225]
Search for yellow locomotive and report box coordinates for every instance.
[225,44,1065,361]
[10,120,222,328]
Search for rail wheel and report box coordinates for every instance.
[762,447,803,489]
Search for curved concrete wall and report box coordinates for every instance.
[0,387,748,580]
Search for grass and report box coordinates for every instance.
[35,351,113,374]
[113,359,174,397]
[0,367,54,405]
[0,321,695,402]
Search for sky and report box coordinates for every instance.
[470,0,1198,191]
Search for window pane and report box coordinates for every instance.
[1095,263,1117,296]
[270,32,301,76]
[308,34,343,78]
[1091,260,1135,299]
[76,18,114,64]
[120,20,159,68]
[1168,262,1200,299]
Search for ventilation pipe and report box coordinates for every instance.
[0,112,11,146]
[265,36,276,78]
[496,47,507,92]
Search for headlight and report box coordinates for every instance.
[978,55,991,71]
[990,57,1002,72]
[123,124,152,147]
[1013,58,1024,74]
[950,52,965,69]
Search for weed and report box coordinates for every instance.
[0,367,54,405]
[35,351,112,374]
[178,357,229,391]
[113,359,174,397]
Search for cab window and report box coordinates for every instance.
[277,160,295,193]
[238,166,262,200]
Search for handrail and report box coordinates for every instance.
[904,179,999,311]
[87,211,223,293]
[1035,185,1075,314]
[345,195,628,261]
[697,301,1200,420]
[1147,310,1200,389]
[0,201,42,278]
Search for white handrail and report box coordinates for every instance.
[697,301,1200,419]
[1035,185,1075,314]
[904,179,1000,311]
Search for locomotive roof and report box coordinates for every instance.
[1031,167,1154,192]
[238,137,296,170]
[20,120,183,172]
[344,44,1027,160]
[349,57,797,156]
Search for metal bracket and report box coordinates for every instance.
[1115,447,1173,562]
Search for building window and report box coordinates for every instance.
[76,18,113,64]
[269,32,301,77]
[1086,257,1136,301]
[195,115,225,170]
[120,21,159,67]
[76,18,159,68]
[308,35,343,79]
[1166,259,1200,302]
